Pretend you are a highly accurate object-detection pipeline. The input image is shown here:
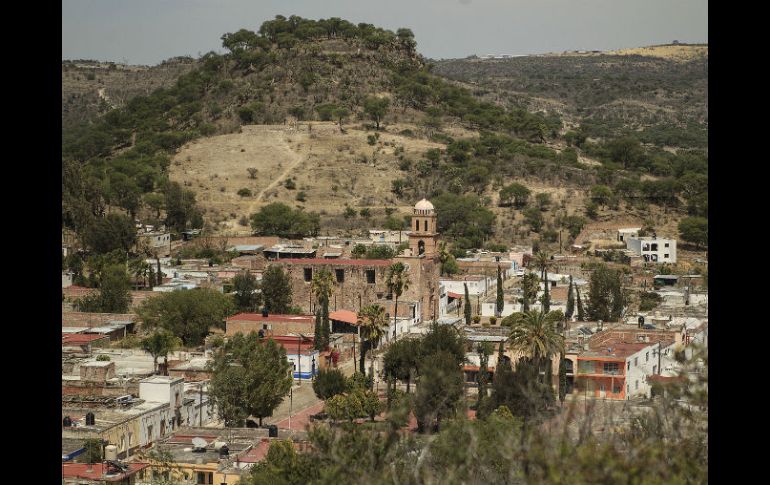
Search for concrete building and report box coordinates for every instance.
[225,313,315,338]
[625,236,677,263]
[136,231,172,258]
[617,227,641,242]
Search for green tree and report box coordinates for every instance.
[476,342,492,411]
[464,283,472,326]
[208,332,292,426]
[82,213,137,254]
[507,310,565,384]
[261,266,293,314]
[383,337,421,393]
[137,288,234,346]
[565,275,575,319]
[678,216,708,248]
[523,207,544,232]
[534,251,551,313]
[250,203,320,238]
[311,269,334,350]
[357,304,387,376]
[519,273,540,312]
[591,185,614,207]
[143,192,165,218]
[499,183,530,208]
[312,368,348,400]
[587,264,626,322]
[575,286,586,321]
[414,350,464,432]
[232,270,261,312]
[74,264,132,313]
[496,266,505,317]
[82,438,103,464]
[141,329,181,375]
[351,244,367,258]
[386,262,410,340]
[334,107,350,132]
[363,96,390,130]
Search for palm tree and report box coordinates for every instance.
[357,304,387,377]
[386,262,410,339]
[534,250,552,313]
[508,309,565,383]
[129,258,151,289]
[438,242,450,276]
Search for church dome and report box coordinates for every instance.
[414,199,434,211]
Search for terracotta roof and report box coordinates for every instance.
[578,342,651,359]
[226,313,315,323]
[447,291,463,299]
[274,258,392,266]
[61,462,149,482]
[329,310,358,325]
[238,440,271,463]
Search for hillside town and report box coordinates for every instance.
[61,198,707,485]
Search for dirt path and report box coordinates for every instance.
[252,141,305,208]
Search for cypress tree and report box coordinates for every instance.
[496,266,504,316]
[558,352,567,404]
[321,293,330,350]
[464,283,472,326]
[314,309,323,351]
[576,286,585,321]
[565,275,575,319]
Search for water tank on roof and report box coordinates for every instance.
[105,445,117,461]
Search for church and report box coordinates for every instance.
[269,199,442,323]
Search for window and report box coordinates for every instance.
[578,360,594,374]
[366,270,375,284]
[160,419,166,436]
[415,220,419,231]
[602,362,619,375]
[335,269,345,283]
[613,383,622,394]
[664,254,669,259]
[304,268,312,282]
[634,357,638,367]
[651,244,658,251]
[424,220,428,231]
[664,243,669,248]
[646,352,649,362]
[147,425,153,440]
[627,361,630,371]
[197,472,207,484]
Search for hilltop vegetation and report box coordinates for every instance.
[62,17,707,256]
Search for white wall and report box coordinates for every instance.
[287,350,321,379]
[441,277,496,297]
[625,343,661,399]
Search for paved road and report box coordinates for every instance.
[265,358,358,429]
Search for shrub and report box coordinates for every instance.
[96,354,111,361]
[237,188,252,197]
[284,178,296,190]
[295,191,307,202]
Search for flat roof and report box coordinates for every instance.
[654,275,679,280]
[140,375,184,384]
[274,258,391,266]
[62,334,108,345]
[227,313,315,323]
[62,463,149,481]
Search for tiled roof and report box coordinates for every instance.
[274,258,392,266]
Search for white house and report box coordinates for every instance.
[625,236,677,263]
[286,349,321,380]
[625,342,663,400]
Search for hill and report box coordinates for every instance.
[431,44,708,149]
[62,17,707,256]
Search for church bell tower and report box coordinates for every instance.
[409,199,439,258]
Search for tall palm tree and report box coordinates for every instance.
[386,262,410,339]
[357,304,387,376]
[508,309,565,383]
[534,250,552,313]
[141,330,181,375]
[438,242,450,276]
